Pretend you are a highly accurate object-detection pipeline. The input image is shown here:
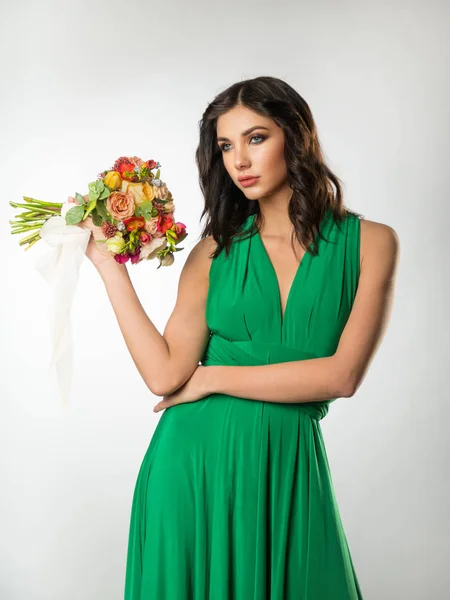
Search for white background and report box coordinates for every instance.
[1,0,449,598]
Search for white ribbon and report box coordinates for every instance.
[35,203,91,405]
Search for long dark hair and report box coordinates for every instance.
[195,76,364,259]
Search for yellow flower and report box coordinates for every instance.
[143,181,155,202]
[104,171,122,190]
[120,181,147,205]
[105,232,125,254]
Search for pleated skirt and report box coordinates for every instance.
[124,394,364,599]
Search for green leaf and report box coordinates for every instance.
[91,208,103,227]
[96,200,109,220]
[83,197,97,220]
[88,180,104,202]
[140,200,153,211]
[65,205,85,225]
[155,169,160,179]
[175,232,188,244]
[75,192,86,205]
[98,186,111,200]
[135,200,154,220]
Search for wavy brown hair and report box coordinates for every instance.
[195,76,364,259]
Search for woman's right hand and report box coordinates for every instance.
[67,195,118,270]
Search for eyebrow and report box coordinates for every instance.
[216,125,270,143]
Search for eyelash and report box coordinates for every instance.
[219,134,267,153]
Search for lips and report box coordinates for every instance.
[238,176,259,182]
[239,177,260,187]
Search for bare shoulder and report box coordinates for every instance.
[359,217,400,284]
[174,233,218,309]
[181,234,218,281]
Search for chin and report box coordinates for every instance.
[242,188,263,199]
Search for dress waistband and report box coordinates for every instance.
[201,333,333,421]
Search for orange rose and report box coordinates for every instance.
[106,190,135,221]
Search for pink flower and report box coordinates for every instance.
[139,231,151,244]
[144,216,161,236]
[114,253,130,264]
[174,222,186,236]
[130,249,141,264]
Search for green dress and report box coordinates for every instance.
[125,207,364,599]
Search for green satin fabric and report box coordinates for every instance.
[125,208,364,599]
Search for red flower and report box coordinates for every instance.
[114,253,130,264]
[117,162,139,182]
[159,214,174,234]
[143,160,157,170]
[123,216,146,231]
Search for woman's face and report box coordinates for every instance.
[216,105,290,201]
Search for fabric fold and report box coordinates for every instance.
[34,208,91,404]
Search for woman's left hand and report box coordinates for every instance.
[153,365,211,413]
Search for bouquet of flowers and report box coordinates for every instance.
[9,155,189,404]
[10,155,188,268]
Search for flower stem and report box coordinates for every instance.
[10,203,60,215]
[14,211,47,219]
[24,237,41,251]
[11,224,43,234]
[21,197,63,208]
[19,231,41,245]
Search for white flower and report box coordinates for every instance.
[139,237,167,260]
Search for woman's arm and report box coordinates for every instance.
[92,231,217,397]
[200,220,400,404]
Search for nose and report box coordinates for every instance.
[234,147,251,171]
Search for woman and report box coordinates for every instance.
[77,76,399,599]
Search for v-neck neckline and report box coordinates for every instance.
[250,211,328,329]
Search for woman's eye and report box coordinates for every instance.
[250,134,265,144]
[219,134,266,153]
